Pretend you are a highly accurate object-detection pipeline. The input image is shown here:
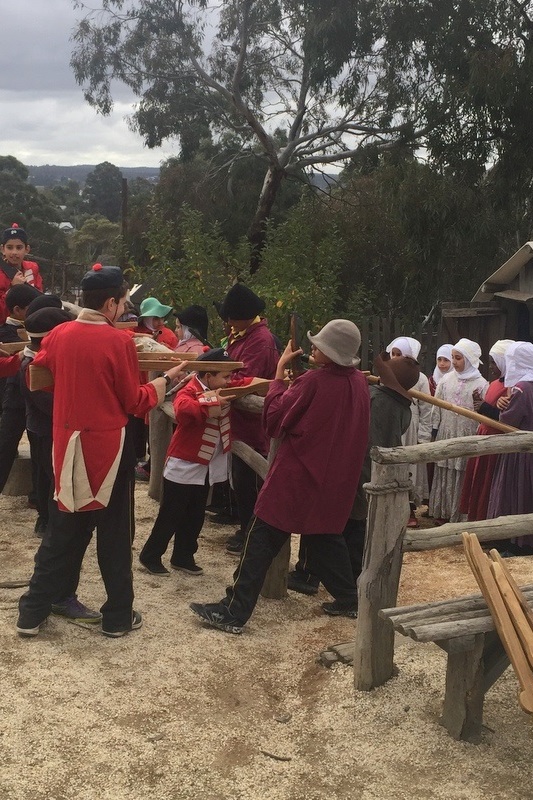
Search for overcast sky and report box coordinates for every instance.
[0,0,178,168]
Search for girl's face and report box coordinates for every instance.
[489,356,501,381]
[451,350,465,372]
[437,356,451,373]
[151,316,164,331]
[311,344,331,366]
[390,347,403,359]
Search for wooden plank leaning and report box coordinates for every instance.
[462,532,533,715]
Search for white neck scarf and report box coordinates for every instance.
[432,344,453,385]
[386,336,421,361]
[504,342,533,387]
[489,339,515,378]
[453,338,483,381]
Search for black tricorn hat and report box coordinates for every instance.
[81,263,124,291]
[175,304,209,341]
[219,283,265,321]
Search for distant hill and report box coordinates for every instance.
[28,164,160,188]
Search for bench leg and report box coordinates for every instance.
[439,634,486,742]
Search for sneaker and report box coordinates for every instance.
[101,610,143,638]
[51,595,102,623]
[135,464,150,482]
[287,571,319,596]
[16,618,47,637]
[225,531,243,546]
[321,600,358,619]
[226,540,243,555]
[170,560,204,576]
[189,602,244,634]
[139,556,170,576]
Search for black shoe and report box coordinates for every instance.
[321,601,358,618]
[170,560,204,576]
[102,610,143,638]
[226,540,243,555]
[190,602,244,634]
[287,571,319,596]
[139,556,170,576]
[225,530,243,546]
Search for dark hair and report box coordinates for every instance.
[81,281,128,310]
[5,284,41,312]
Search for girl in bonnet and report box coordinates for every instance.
[386,336,432,527]
[487,342,533,553]
[428,338,488,524]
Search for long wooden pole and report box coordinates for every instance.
[366,374,517,434]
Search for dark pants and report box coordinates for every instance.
[27,431,53,525]
[231,454,263,539]
[294,518,367,589]
[140,477,210,565]
[18,467,135,632]
[0,404,26,492]
[222,517,357,623]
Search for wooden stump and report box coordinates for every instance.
[353,461,410,691]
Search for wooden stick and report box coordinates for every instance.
[0,341,25,354]
[29,360,245,391]
[462,533,533,714]
[137,351,197,361]
[489,550,533,634]
[491,560,533,671]
[367,374,517,433]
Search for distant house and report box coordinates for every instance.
[438,242,533,369]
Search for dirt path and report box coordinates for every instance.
[1,488,532,800]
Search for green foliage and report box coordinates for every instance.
[249,195,343,336]
[0,155,68,263]
[69,216,121,265]
[82,162,123,222]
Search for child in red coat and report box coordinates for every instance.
[0,224,43,325]
[139,348,237,576]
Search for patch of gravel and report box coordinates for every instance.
[0,487,532,799]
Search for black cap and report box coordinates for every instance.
[220,283,265,320]
[81,263,124,290]
[2,223,27,245]
[25,294,62,317]
[25,308,72,338]
[175,305,209,341]
[196,347,232,363]
[5,284,41,312]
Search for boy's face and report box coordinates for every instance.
[12,304,29,321]
[205,370,231,390]
[1,238,30,268]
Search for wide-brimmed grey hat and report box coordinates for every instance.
[307,319,361,367]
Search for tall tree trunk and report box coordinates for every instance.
[247,164,285,274]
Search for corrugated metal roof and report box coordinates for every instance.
[471,242,533,301]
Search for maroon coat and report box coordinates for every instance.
[227,319,279,455]
[254,364,370,534]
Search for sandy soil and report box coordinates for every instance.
[1,488,533,800]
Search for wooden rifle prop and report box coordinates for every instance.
[367,353,518,434]
[29,358,244,391]
[288,311,306,379]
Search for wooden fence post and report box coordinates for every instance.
[353,461,410,691]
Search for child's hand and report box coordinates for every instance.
[472,388,483,412]
[216,389,235,406]
[275,341,303,379]
[10,273,25,285]
[496,394,511,411]
[165,361,188,383]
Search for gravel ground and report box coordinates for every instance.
[1,488,532,800]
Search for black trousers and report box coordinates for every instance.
[0,404,26,492]
[27,431,53,525]
[18,467,135,632]
[222,517,357,623]
[231,454,263,539]
[294,518,367,588]
[140,477,210,565]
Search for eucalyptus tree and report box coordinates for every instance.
[71,0,448,271]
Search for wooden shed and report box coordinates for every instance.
[439,242,533,374]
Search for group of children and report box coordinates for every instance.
[4,219,533,639]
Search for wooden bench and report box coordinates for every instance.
[379,583,533,742]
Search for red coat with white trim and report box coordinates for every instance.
[0,260,43,325]
[166,376,232,464]
[33,311,163,512]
